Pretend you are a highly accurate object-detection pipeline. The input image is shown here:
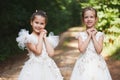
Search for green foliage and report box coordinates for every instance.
[97,6,120,32]
[103,34,120,56]
[0,35,23,61]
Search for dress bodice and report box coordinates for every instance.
[26,34,48,58]
[16,29,59,58]
[76,31,104,54]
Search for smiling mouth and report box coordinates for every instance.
[35,27,42,30]
[87,22,93,24]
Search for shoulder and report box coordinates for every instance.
[16,29,30,49]
[97,31,104,37]
[96,31,104,41]
[47,32,59,48]
[75,31,86,39]
[17,29,30,37]
[17,29,32,42]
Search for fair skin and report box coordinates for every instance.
[78,10,104,54]
[26,15,54,57]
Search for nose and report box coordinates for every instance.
[38,25,44,29]
[88,17,91,20]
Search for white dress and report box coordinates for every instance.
[70,32,112,80]
[16,29,63,80]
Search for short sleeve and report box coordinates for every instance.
[16,29,30,50]
[75,32,81,39]
[75,32,86,41]
[47,32,59,48]
[96,32,104,41]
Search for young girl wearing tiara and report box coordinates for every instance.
[70,7,112,80]
[16,10,63,80]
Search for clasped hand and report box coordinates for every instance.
[87,28,97,38]
[39,29,47,39]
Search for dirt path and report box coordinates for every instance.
[0,27,120,80]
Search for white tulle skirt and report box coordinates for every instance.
[70,53,112,80]
[18,56,63,80]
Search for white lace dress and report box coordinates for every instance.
[70,32,112,80]
[16,29,63,80]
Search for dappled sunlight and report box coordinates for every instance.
[59,57,75,66]
[55,49,80,67]
[0,77,18,80]
[0,66,20,80]
[65,40,78,48]
[55,49,63,55]
[59,27,84,42]
[102,34,120,58]
[67,27,85,32]
[59,27,83,49]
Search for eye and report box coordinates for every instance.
[35,21,39,24]
[40,22,45,25]
[84,16,88,19]
[40,22,44,25]
[90,16,94,18]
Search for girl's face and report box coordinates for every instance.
[83,10,97,29]
[31,15,46,34]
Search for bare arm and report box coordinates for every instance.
[92,31,104,54]
[44,35,54,57]
[26,32,44,56]
[78,32,91,53]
